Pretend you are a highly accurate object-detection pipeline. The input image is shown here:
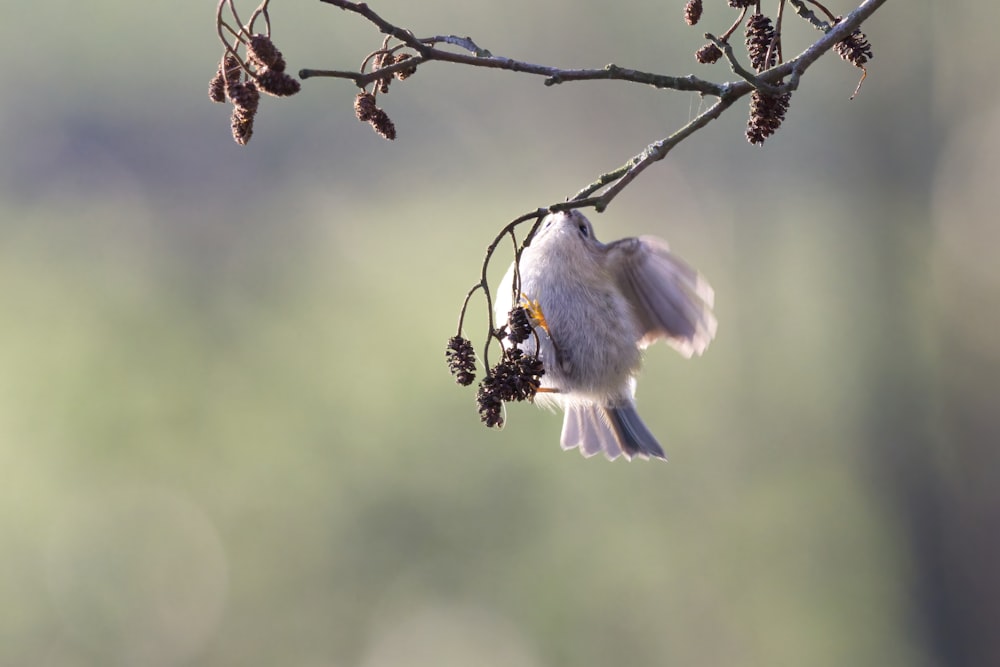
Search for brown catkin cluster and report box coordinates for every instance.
[833,18,873,69]
[369,109,396,140]
[208,34,299,145]
[354,92,377,121]
[745,13,777,72]
[249,35,300,97]
[372,51,393,94]
[370,50,419,90]
[209,74,226,103]
[684,0,703,26]
[497,349,545,403]
[681,1,873,142]
[231,108,255,146]
[695,43,723,64]
[446,336,477,386]
[743,12,793,144]
[257,68,301,97]
[476,380,505,428]
[475,348,545,428]
[354,92,396,140]
[227,79,260,114]
[392,53,417,80]
[506,306,534,344]
[209,54,241,103]
[248,34,286,71]
[353,46,417,141]
[222,59,261,146]
[746,90,791,145]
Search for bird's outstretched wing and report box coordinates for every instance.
[604,236,717,356]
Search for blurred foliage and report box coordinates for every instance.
[0,1,996,666]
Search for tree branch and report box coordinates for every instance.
[218,0,894,424]
[298,0,885,212]
[303,0,733,96]
[566,0,884,210]
[575,95,739,211]
[214,0,886,333]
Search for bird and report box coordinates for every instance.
[495,209,716,460]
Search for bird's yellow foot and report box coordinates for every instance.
[520,294,550,336]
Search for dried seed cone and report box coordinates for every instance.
[221,54,242,85]
[446,336,477,386]
[372,52,392,94]
[208,53,239,102]
[208,67,226,103]
[474,349,546,428]
[256,68,301,97]
[695,43,723,64]
[746,89,791,145]
[231,107,255,145]
[476,379,505,428]
[369,107,397,141]
[353,85,398,141]
[227,80,261,114]
[506,307,533,344]
[248,34,287,72]
[510,352,544,402]
[745,13,776,72]
[354,92,377,122]
[392,53,417,80]
[833,17,873,68]
[485,350,545,403]
[728,0,755,7]
[684,0,703,26]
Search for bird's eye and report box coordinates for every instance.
[578,223,589,237]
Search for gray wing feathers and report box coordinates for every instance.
[606,236,717,357]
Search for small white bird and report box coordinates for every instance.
[495,210,716,460]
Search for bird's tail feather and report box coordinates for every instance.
[560,403,666,461]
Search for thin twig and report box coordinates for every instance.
[788,0,831,31]
[706,33,783,94]
[246,0,272,35]
[770,0,884,79]
[305,0,731,96]
[579,96,738,210]
[467,209,545,369]
[804,0,838,23]
[227,0,246,35]
[720,5,750,42]
[764,0,786,70]
[305,0,883,127]
[571,0,883,208]
[427,35,493,57]
[304,0,883,212]
[301,56,428,86]
[302,55,727,97]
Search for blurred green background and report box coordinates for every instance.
[2,1,997,665]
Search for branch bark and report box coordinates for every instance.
[300,0,885,213]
